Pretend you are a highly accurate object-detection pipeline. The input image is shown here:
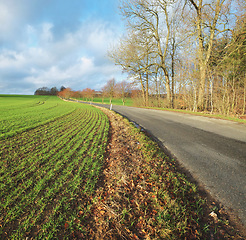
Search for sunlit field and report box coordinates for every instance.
[0,95,109,239]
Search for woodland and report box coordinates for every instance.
[108,0,246,115]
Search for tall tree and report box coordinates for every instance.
[115,80,132,105]
[50,87,58,96]
[118,0,175,107]
[82,88,95,101]
[206,0,246,115]
[186,0,232,109]
[102,79,117,104]
[109,30,156,106]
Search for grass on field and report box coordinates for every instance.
[0,95,79,139]
[78,97,133,106]
[0,96,109,239]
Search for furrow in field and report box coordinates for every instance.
[25,115,108,236]
[0,109,106,230]
[0,99,78,139]
[0,110,94,202]
[0,108,90,178]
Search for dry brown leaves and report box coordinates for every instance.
[90,108,149,239]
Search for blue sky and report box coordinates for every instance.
[0,0,125,94]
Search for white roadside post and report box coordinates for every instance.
[110,104,112,110]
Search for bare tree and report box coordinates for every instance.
[118,0,176,107]
[81,88,95,101]
[184,0,232,109]
[109,0,244,115]
[109,30,156,106]
[102,79,117,104]
[115,80,131,105]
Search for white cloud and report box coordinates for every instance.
[76,57,95,74]
[0,2,126,94]
[0,3,13,34]
[25,66,71,87]
[0,0,42,43]
[86,22,117,54]
[41,23,54,43]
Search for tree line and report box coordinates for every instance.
[108,0,246,115]
[34,86,66,96]
[57,79,134,105]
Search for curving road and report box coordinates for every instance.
[91,103,246,227]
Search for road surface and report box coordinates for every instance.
[86,102,246,226]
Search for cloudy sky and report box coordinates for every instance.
[0,0,126,94]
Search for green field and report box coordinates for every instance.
[0,95,109,239]
[79,97,133,106]
[0,95,80,139]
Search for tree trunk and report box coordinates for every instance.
[146,74,149,107]
[193,87,198,112]
[197,63,207,110]
[243,75,246,115]
[165,78,171,107]
[171,49,175,108]
[140,74,146,106]
[210,77,214,114]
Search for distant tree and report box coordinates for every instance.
[35,86,60,95]
[72,91,82,99]
[81,88,95,101]
[58,88,73,99]
[60,86,66,92]
[50,87,59,96]
[102,78,116,104]
[115,80,131,105]
[34,87,51,95]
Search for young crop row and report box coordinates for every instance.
[0,96,77,139]
[0,101,109,239]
